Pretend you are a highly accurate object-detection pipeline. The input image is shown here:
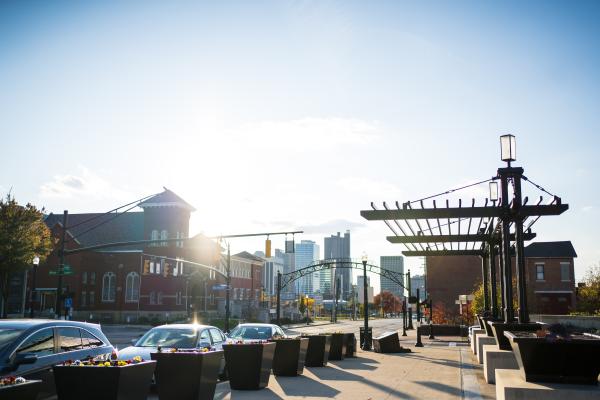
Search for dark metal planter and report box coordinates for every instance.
[505,331,600,385]
[476,315,486,330]
[372,331,411,353]
[272,338,309,376]
[0,380,42,400]
[328,333,347,361]
[53,361,156,400]
[151,351,223,400]
[343,333,356,357]
[490,322,544,351]
[304,335,331,367]
[481,317,499,336]
[223,343,276,390]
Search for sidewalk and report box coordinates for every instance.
[205,330,495,400]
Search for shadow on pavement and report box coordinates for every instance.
[414,380,480,398]
[308,364,410,398]
[275,375,340,398]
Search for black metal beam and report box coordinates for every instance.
[402,250,484,257]
[387,232,536,243]
[360,204,568,220]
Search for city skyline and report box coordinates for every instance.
[1,1,598,285]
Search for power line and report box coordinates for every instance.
[406,177,495,206]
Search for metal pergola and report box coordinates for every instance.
[360,164,568,324]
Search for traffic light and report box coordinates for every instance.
[265,239,271,258]
[164,262,173,277]
[143,260,150,275]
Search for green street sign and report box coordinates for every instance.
[49,270,74,276]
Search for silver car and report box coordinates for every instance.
[118,324,227,378]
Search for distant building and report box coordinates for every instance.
[426,241,578,319]
[324,231,351,300]
[380,256,404,298]
[31,189,225,323]
[256,250,284,297]
[411,275,425,300]
[356,275,374,304]
[295,240,320,296]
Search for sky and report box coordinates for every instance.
[1,1,599,292]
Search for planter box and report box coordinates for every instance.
[373,331,411,353]
[477,315,486,330]
[151,351,223,400]
[223,342,275,390]
[0,380,42,400]
[505,331,600,385]
[272,338,309,376]
[304,335,331,367]
[328,333,347,361]
[343,333,357,358]
[490,321,544,351]
[53,361,156,400]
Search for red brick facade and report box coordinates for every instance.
[426,241,577,320]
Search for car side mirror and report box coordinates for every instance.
[198,341,211,348]
[15,353,38,366]
[131,339,137,345]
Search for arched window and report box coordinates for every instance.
[125,272,140,302]
[149,291,156,305]
[101,272,116,302]
[157,292,163,305]
[160,230,168,247]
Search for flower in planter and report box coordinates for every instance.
[0,376,27,386]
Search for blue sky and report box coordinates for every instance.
[1,1,599,290]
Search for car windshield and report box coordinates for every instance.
[135,328,198,348]
[229,326,273,340]
[0,328,25,353]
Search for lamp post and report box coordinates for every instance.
[29,256,40,318]
[305,295,310,326]
[361,253,371,350]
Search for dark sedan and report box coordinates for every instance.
[0,319,114,399]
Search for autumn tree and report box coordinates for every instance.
[0,195,53,317]
[576,265,600,315]
[298,295,306,317]
[373,290,401,314]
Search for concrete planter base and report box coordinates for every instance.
[476,334,496,364]
[483,345,518,384]
[495,369,600,400]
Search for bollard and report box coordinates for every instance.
[415,327,423,347]
[428,322,435,339]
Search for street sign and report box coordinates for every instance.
[49,270,74,276]
[212,284,228,291]
[64,298,73,308]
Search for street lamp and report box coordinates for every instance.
[30,256,40,318]
[500,134,516,166]
[305,295,310,326]
[361,253,371,350]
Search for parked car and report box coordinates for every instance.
[117,324,228,378]
[227,323,286,342]
[0,319,114,399]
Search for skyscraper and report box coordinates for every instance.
[380,256,405,298]
[323,231,351,300]
[295,240,320,296]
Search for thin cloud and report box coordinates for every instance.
[40,166,130,200]
[300,219,365,235]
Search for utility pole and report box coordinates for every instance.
[225,243,231,332]
[55,210,68,319]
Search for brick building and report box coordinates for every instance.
[426,241,577,319]
[27,189,260,323]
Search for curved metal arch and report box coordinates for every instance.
[280,258,406,291]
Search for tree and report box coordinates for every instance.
[373,291,401,314]
[298,295,306,317]
[575,265,600,315]
[0,195,53,317]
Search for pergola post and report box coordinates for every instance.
[499,171,514,322]
[498,243,505,313]
[489,244,498,319]
[481,253,490,312]
[513,173,530,323]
